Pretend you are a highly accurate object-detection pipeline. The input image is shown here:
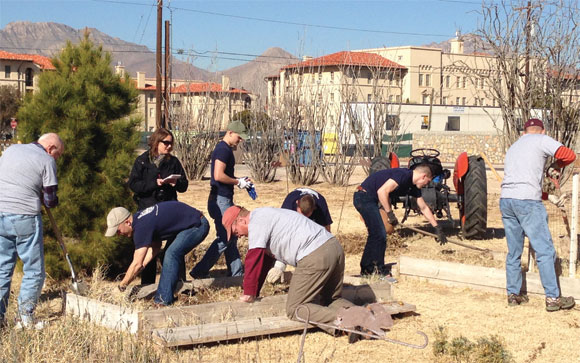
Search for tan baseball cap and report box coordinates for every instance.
[105,207,131,237]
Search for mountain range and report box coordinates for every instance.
[0,21,298,98]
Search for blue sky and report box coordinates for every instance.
[0,0,483,70]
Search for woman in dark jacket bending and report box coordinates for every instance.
[128,128,188,284]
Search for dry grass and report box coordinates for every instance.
[2,166,580,362]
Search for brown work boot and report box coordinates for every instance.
[507,293,529,306]
[545,296,575,312]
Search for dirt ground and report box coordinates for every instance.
[10,164,579,362]
[168,164,580,363]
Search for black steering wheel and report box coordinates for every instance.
[410,148,440,158]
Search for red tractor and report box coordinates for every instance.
[370,148,488,239]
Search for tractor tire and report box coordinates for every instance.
[462,155,487,238]
[369,156,391,176]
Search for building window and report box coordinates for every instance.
[25,68,33,87]
[422,94,429,104]
[396,95,401,103]
[447,116,460,131]
[426,74,431,87]
[419,74,423,86]
[456,97,460,105]
[442,96,447,105]
[4,66,10,78]
[462,97,466,105]
[445,75,450,88]
[367,94,372,102]
[462,77,466,88]
[330,93,334,103]
[149,108,154,118]
[456,76,460,88]
[148,93,154,101]
[330,72,334,82]
[385,115,400,131]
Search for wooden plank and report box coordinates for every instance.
[140,283,392,331]
[135,273,374,300]
[65,293,140,333]
[399,256,580,299]
[151,301,416,347]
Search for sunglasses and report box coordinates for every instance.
[160,140,173,146]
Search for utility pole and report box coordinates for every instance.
[155,0,163,129]
[164,20,170,128]
[515,1,537,119]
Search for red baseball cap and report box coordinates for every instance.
[524,118,544,130]
[222,205,242,240]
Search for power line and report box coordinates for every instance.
[91,0,453,38]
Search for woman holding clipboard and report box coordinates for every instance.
[128,127,188,284]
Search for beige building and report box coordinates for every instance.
[358,37,498,107]
[266,51,407,112]
[126,66,251,131]
[264,37,527,133]
[0,50,55,95]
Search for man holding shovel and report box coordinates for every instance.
[354,164,445,282]
[0,133,64,329]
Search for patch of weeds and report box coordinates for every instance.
[525,342,545,363]
[432,326,514,363]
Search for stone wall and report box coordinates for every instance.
[410,131,505,164]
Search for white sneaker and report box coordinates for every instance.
[15,315,45,330]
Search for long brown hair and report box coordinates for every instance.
[148,128,174,158]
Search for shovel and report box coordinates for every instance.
[404,225,491,253]
[44,207,88,295]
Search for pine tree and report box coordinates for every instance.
[18,34,140,278]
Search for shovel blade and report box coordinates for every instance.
[71,280,89,296]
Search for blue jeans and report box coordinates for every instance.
[190,195,243,277]
[353,191,387,272]
[500,198,560,298]
[0,213,45,320]
[155,216,210,305]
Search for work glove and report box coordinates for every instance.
[247,184,258,200]
[237,177,251,189]
[266,261,286,284]
[435,225,447,246]
[386,210,398,226]
[546,162,561,179]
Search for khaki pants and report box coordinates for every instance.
[286,237,353,333]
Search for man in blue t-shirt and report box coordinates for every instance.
[189,120,251,279]
[281,188,333,231]
[105,201,209,305]
[354,164,445,281]
[265,188,334,284]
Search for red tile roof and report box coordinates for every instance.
[0,50,55,70]
[282,51,406,70]
[171,82,249,94]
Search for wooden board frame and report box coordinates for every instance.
[399,256,580,299]
[64,275,405,347]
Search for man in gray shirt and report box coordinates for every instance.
[501,119,575,311]
[0,133,64,328]
[222,206,354,334]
